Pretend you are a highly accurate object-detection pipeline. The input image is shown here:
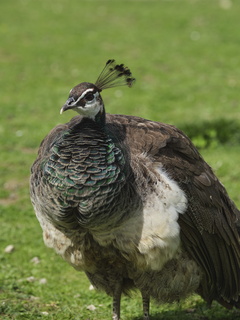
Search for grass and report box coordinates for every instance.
[1,0,240,319]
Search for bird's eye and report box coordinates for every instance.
[85,92,95,102]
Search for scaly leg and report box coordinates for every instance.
[112,282,122,320]
[141,291,150,320]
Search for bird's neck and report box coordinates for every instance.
[94,107,106,127]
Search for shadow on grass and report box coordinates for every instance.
[179,118,240,149]
[132,301,240,320]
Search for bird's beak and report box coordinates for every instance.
[60,97,75,114]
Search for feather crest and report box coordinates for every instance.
[95,59,135,90]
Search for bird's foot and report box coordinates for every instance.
[112,282,122,320]
[141,291,150,320]
[143,312,150,320]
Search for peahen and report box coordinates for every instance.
[30,60,240,320]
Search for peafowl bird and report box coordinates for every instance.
[30,60,240,320]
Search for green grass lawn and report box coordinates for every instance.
[1,0,240,319]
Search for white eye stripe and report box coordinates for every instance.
[73,89,99,105]
[79,89,96,101]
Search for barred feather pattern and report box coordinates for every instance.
[33,118,135,232]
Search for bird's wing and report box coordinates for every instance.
[106,113,240,306]
[156,128,240,306]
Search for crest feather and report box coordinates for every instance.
[95,59,135,91]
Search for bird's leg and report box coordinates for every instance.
[141,290,150,320]
[112,282,122,320]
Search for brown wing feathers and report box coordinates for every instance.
[154,125,240,305]
[105,114,240,305]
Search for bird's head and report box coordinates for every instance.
[60,82,103,120]
[60,59,135,125]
